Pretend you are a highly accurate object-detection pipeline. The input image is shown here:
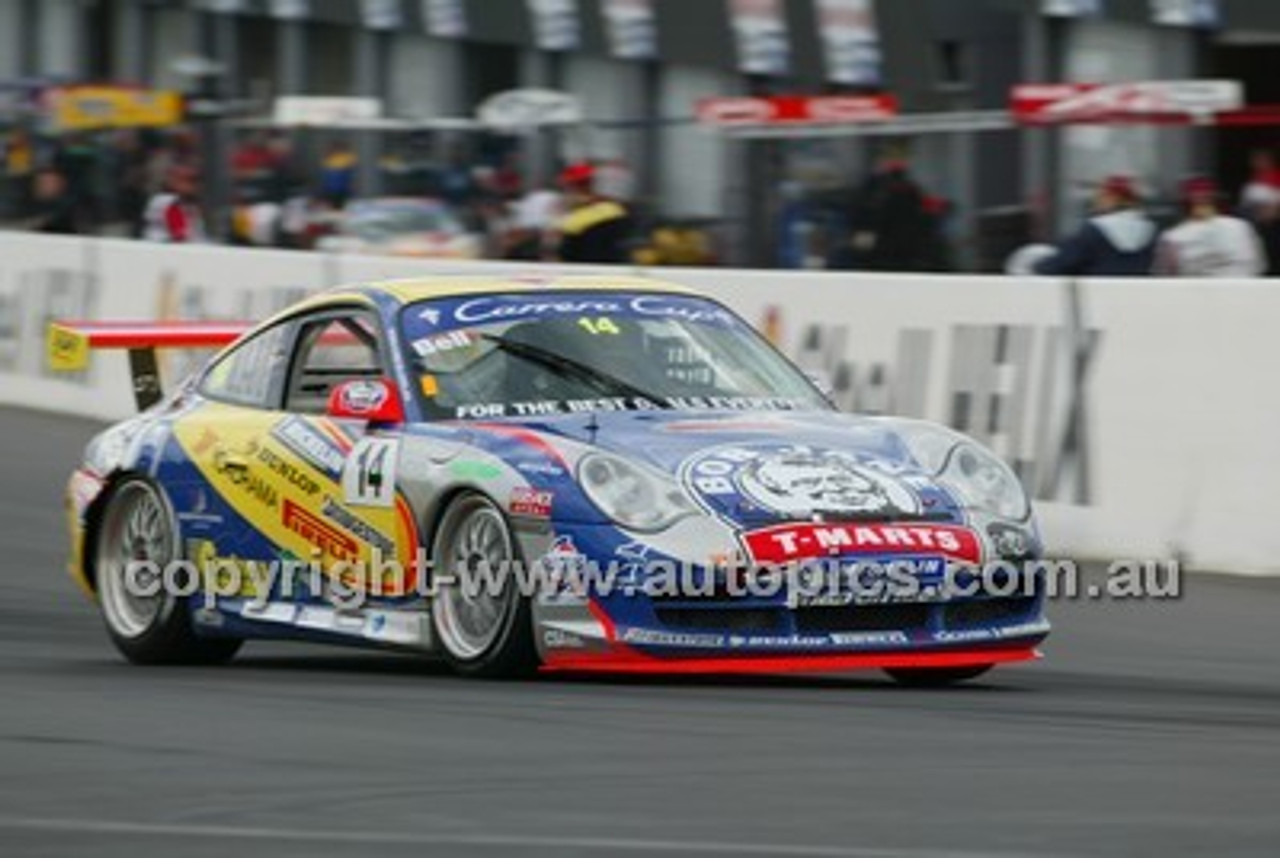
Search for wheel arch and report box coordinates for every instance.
[80,470,175,595]
[421,485,506,558]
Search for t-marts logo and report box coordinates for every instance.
[683,444,921,520]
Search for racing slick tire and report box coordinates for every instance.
[95,477,242,666]
[884,665,994,687]
[430,492,539,679]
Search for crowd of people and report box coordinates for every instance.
[2,126,203,240]
[7,124,1280,278]
[0,124,653,263]
[1024,159,1280,279]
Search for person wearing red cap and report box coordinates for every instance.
[556,162,631,264]
[1156,177,1264,278]
[1239,148,1280,216]
[1034,175,1157,277]
[841,145,933,272]
[1247,180,1280,276]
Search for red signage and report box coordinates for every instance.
[696,94,898,127]
[741,522,983,565]
[1011,80,1243,124]
[509,487,554,518]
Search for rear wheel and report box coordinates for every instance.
[95,478,241,666]
[884,665,994,687]
[430,493,538,679]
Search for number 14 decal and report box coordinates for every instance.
[341,437,399,508]
[578,317,620,336]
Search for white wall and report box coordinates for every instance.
[5,233,1280,574]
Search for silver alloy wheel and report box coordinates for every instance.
[431,496,517,662]
[97,481,175,639]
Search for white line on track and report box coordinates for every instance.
[0,817,1053,858]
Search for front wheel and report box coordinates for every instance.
[95,477,241,666]
[430,493,538,679]
[884,665,994,687]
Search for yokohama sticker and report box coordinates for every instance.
[741,522,982,565]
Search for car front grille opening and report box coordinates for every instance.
[653,607,785,635]
[943,597,1037,630]
[793,603,932,635]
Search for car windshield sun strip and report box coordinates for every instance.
[476,333,672,408]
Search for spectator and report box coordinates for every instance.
[1240,148,1280,216]
[4,128,35,218]
[319,141,358,209]
[556,163,631,264]
[1034,176,1157,277]
[263,132,301,203]
[279,194,316,250]
[843,146,931,271]
[229,186,282,248]
[503,187,562,260]
[437,147,477,208]
[142,166,204,243]
[1249,184,1280,276]
[231,133,274,187]
[146,128,199,199]
[53,134,100,232]
[490,150,525,200]
[28,168,79,234]
[919,194,956,272]
[115,131,150,236]
[1157,177,1265,278]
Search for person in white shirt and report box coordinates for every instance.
[1157,177,1265,278]
[142,166,205,244]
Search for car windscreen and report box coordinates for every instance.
[400,291,832,421]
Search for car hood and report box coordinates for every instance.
[475,410,964,527]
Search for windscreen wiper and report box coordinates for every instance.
[479,334,671,408]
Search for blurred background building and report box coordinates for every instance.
[3,0,1280,269]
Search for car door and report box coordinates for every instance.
[171,307,420,607]
[273,309,421,600]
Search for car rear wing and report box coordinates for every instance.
[47,320,253,411]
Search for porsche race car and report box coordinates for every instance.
[53,275,1049,683]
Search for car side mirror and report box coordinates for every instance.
[326,378,406,425]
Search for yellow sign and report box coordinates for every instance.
[49,87,183,132]
[47,323,90,372]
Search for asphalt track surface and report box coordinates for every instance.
[1,406,1277,858]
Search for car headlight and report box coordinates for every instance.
[940,443,1030,522]
[577,453,698,532]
